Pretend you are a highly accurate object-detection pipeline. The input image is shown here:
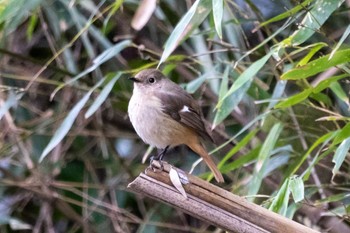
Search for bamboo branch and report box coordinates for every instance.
[127,162,319,233]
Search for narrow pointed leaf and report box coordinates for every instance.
[269,178,290,215]
[290,0,345,46]
[85,72,122,118]
[217,50,273,108]
[212,0,223,39]
[40,79,105,162]
[332,137,350,180]
[248,123,283,200]
[281,49,350,80]
[289,176,304,203]
[158,0,211,66]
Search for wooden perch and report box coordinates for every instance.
[128,162,319,233]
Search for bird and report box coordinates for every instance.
[128,69,224,183]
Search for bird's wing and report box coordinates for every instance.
[156,89,213,142]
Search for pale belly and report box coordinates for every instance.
[128,94,189,149]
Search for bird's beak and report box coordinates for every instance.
[129,77,141,82]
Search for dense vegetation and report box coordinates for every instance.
[0,0,349,232]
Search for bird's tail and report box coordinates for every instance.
[188,142,224,183]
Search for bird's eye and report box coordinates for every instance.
[148,77,155,83]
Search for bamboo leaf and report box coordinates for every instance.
[275,88,312,109]
[39,78,105,162]
[281,49,350,80]
[329,25,350,59]
[248,123,283,200]
[289,176,304,203]
[332,137,350,180]
[85,72,122,118]
[269,178,290,215]
[158,0,211,66]
[212,0,223,39]
[289,0,345,46]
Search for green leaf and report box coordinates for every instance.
[267,80,287,109]
[297,43,326,67]
[332,137,350,180]
[212,0,223,39]
[52,40,131,95]
[281,49,350,80]
[330,81,349,105]
[275,88,312,109]
[289,176,304,203]
[269,178,290,215]
[208,129,258,181]
[329,25,350,59]
[158,0,211,66]
[313,74,349,93]
[333,122,350,145]
[248,123,283,201]
[85,72,122,118]
[315,193,350,205]
[217,50,273,109]
[258,0,313,28]
[39,78,105,162]
[218,129,258,169]
[185,73,208,94]
[221,147,260,173]
[290,0,345,46]
[213,65,253,127]
[287,131,336,177]
[26,13,38,40]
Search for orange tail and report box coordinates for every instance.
[188,142,224,183]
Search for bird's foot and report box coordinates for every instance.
[149,145,169,172]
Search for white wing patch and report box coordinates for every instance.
[180,105,191,113]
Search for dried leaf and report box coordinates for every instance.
[169,167,187,198]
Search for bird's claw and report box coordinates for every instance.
[150,156,164,172]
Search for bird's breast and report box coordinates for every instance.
[128,91,191,149]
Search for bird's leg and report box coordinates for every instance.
[150,145,169,171]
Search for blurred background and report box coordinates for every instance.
[0,0,349,232]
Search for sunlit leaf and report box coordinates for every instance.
[267,80,287,110]
[213,65,253,128]
[332,137,350,180]
[289,176,304,203]
[212,0,223,39]
[329,25,350,59]
[217,50,273,109]
[281,49,350,80]
[297,43,326,67]
[275,88,312,109]
[269,178,290,215]
[289,0,345,46]
[330,81,349,106]
[158,0,211,66]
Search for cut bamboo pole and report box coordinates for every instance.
[127,162,319,233]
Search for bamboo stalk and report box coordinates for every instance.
[127,162,318,233]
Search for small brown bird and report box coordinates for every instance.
[128,69,224,183]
